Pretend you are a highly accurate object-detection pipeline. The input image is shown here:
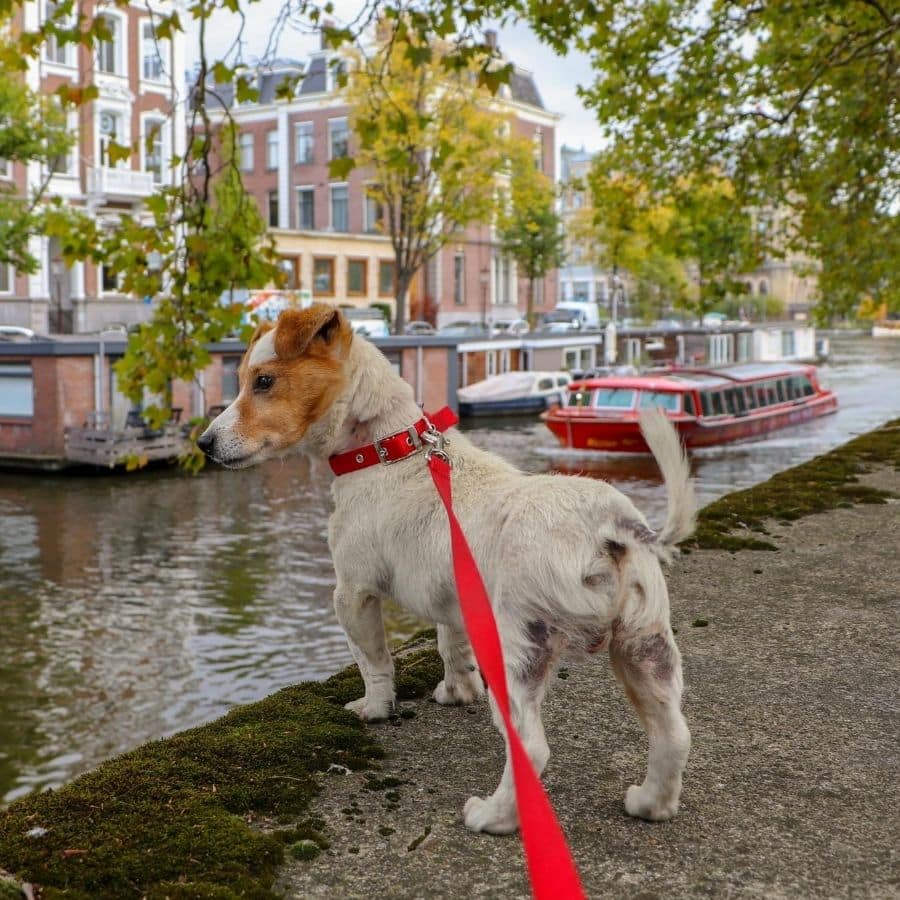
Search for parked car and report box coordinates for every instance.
[537,309,583,333]
[341,307,390,338]
[404,320,436,335]
[0,325,43,341]
[493,318,530,336]
[437,321,490,337]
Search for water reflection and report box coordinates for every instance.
[0,335,898,802]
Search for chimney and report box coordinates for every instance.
[484,30,498,51]
[321,19,334,51]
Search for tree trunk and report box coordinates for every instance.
[394,267,412,336]
[526,275,536,328]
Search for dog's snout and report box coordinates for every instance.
[196,430,216,456]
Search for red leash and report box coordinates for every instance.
[427,454,586,900]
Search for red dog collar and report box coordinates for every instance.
[329,406,459,476]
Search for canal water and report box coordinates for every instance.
[1,335,898,803]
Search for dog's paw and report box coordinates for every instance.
[463,795,519,835]
[624,784,679,821]
[344,696,394,722]
[433,675,484,706]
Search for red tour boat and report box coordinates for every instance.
[542,363,838,453]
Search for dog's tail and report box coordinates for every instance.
[640,408,696,554]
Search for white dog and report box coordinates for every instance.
[198,305,694,834]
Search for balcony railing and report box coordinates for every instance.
[88,166,156,198]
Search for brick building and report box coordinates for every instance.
[207,31,560,328]
[0,0,186,335]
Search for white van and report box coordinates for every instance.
[553,300,602,330]
[341,307,390,338]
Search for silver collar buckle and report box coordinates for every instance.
[374,425,421,465]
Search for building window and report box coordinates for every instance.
[101,266,120,293]
[278,258,298,289]
[294,121,313,164]
[0,364,33,417]
[239,132,254,172]
[533,128,544,171]
[329,118,348,160]
[266,130,278,170]
[268,190,279,228]
[98,110,125,166]
[0,264,11,293]
[379,260,395,297]
[44,0,71,65]
[330,183,348,232]
[297,187,315,230]
[141,21,165,80]
[143,118,165,183]
[0,158,8,178]
[364,190,384,233]
[221,357,241,404]
[347,259,367,295]
[453,253,465,305]
[96,15,121,75]
[494,255,513,305]
[313,257,335,295]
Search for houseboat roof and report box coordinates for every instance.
[572,363,815,393]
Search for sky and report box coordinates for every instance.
[185,2,605,155]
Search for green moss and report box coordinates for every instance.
[0,880,23,900]
[692,618,709,628]
[689,419,899,551]
[407,825,432,852]
[0,642,443,899]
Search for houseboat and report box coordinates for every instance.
[542,363,838,453]
[458,371,571,417]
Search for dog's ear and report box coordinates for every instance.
[248,319,275,347]
[274,305,349,360]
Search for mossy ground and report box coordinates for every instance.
[689,419,900,551]
[0,633,442,899]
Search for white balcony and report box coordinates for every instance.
[88,166,157,199]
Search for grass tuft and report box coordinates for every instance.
[688,419,899,551]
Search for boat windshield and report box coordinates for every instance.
[595,388,636,408]
[638,391,680,412]
[567,389,594,407]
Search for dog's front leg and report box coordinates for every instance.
[434,623,484,705]
[334,585,395,722]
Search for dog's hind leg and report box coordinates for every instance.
[463,621,559,834]
[609,623,690,821]
[433,623,484,706]
[334,583,395,721]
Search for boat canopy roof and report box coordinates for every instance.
[571,363,816,393]
[458,370,570,401]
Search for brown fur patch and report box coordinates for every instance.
[234,305,352,455]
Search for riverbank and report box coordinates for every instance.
[1,420,898,898]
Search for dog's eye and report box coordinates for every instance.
[254,374,275,392]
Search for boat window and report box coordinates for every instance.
[537,377,554,391]
[700,392,712,416]
[766,381,779,405]
[595,388,636,408]
[567,390,594,407]
[638,391,680,412]
[711,392,725,416]
[801,376,814,397]
[556,376,569,388]
[683,393,696,416]
[756,386,768,407]
[723,389,737,415]
[776,380,786,403]
[744,386,757,410]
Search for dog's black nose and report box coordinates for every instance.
[196,431,216,456]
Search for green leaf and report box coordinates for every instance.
[328,156,356,180]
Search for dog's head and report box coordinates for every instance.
[198,304,353,468]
